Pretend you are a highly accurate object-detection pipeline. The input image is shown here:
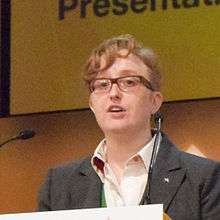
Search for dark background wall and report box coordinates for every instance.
[0,98,219,214]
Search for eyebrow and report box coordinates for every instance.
[99,69,138,78]
[117,70,138,76]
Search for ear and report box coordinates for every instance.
[89,96,94,113]
[151,91,163,115]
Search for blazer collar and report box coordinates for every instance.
[79,156,95,176]
[76,158,102,209]
[77,134,186,212]
[148,133,186,212]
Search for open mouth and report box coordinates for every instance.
[107,105,126,113]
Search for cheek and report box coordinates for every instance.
[92,104,102,118]
[132,95,154,117]
[90,97,105,119]
[141,94,151,105]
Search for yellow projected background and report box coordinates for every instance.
[11,1,220,114]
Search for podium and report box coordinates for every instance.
[0,204,164,220]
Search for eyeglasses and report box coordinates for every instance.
[89,75,154,94]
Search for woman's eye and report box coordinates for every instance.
[95,80,110,90]
[124,79,138,86]
[99,82,109,88]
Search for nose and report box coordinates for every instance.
[109,83,122,100]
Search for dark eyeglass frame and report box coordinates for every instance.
[89,75,154,93]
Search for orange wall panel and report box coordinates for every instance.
[0,98,220,214]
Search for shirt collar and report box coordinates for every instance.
[137,134,157,171]
[91,134,161,175]
[91,139,106,175]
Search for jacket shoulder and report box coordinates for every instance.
[48,156,92,179]
[179,150,220,170]
[161,133,220,179]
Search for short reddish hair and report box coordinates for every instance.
[83,34,162,91]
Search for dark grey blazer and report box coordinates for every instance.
[38,135,220,220]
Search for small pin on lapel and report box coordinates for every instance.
[164,177,169,183]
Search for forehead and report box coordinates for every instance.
[98,53,150,79]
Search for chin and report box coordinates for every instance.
[101,123,135,134]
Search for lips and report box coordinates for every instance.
[107,105,126,113]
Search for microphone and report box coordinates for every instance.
[154,112,163,132]
[143,112,163,204]
[145,114,172,220]
[16,130,36,140]
[0,129,36,148]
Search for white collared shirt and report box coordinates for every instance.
[91,134,161,207]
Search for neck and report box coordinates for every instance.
[105,128,152,168]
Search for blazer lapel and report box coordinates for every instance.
[71,135,186,211]
[71,158,102,209]
[143,135,186,212]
